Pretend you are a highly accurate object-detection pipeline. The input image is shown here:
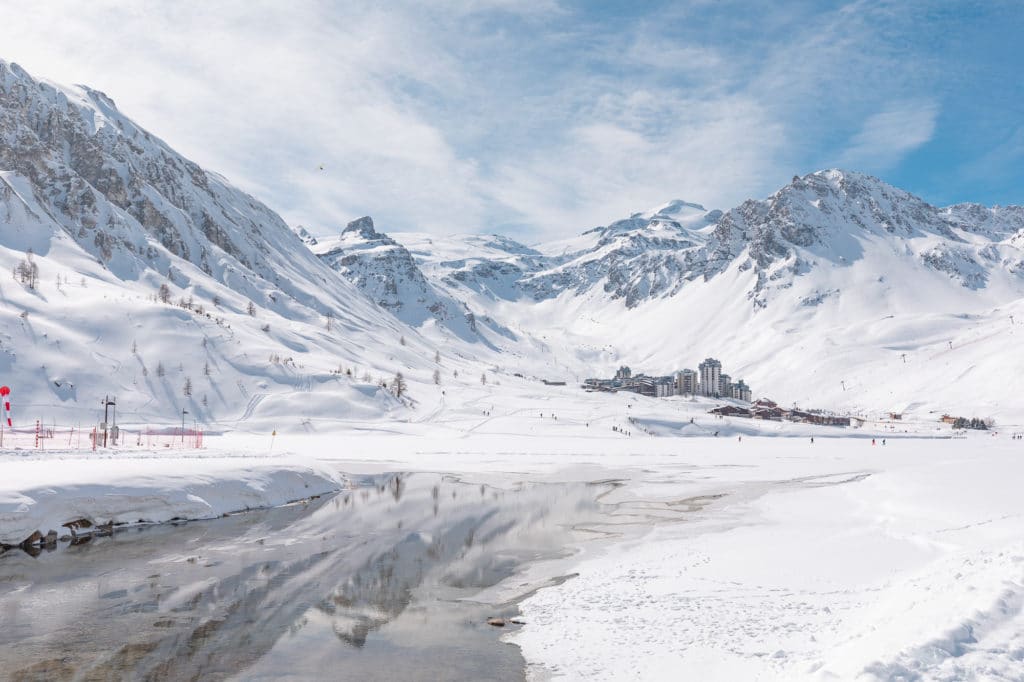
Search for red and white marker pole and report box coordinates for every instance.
[0,386,11,449]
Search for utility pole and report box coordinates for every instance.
[181,408,188,445]
[101,395,116,447]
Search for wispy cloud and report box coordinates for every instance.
[838,100,939,171]
[1,0,1013,236]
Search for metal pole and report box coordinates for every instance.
[103,395,110,448]
[181,409,188,445]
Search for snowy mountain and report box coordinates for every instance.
[418,172,1024,312]
[3,56,1024,429]
[0,59,464,428]
[313,216,514,345]
[391,171,1024,420]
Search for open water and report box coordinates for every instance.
[0,473,611,681]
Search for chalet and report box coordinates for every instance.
[753,405,785,421]
[710,405,752,418]
[940,414,957,424]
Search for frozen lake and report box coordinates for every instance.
[0,473,612,681]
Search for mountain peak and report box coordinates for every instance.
[652,199,707,216]
[342,216,380,239]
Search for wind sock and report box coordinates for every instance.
[0,385,11,426]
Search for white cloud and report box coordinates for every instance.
[0,1,951,238]
[487,93,786,236]
[838,100,939,171]
[0,1,489,233]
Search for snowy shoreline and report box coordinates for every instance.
[0,449,347,547]
[284,430,1024,681]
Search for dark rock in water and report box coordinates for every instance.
[21,530,43,548]
[509,618,526,625]
[44,530,58,546]
[63,518,93,535]
[486,617,506,627]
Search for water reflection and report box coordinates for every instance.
[0,474,609,681]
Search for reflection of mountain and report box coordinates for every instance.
[322,508,504,648]
[3,497,340,680]
[1,475,604,680]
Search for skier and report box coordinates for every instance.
[810,437,814,444]
[871,438,876,446]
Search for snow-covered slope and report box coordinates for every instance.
[4,56,1023,429]
[392,172,1024,422]
[0,58,475,429]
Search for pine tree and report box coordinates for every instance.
[247,300,256,316]
[480,373,487,385]
[158,283,172,303]
[156,362,166,378]
[392,371,407,398]
[183,377,193,397]
[203,361,211,376]
[434,350,441,363]
[433,369,441,385]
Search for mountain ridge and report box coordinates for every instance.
[3,57,1024,425]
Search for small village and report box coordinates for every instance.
[585,358,850,427]
[584,358,753,401]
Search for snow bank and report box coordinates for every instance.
[502,436,1024,681]
[0,450,346,545]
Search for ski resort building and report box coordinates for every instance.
[719,373,732,398]
[731,380,752,402]
[712,402,850,426]
[585,359,752,403]
[675,369,698,396]
[699,358,722,397]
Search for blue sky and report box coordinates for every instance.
[0,0,1021,238]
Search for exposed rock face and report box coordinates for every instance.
[316,216,510,343]
[425,171,1024,310]
[0,58,365,317]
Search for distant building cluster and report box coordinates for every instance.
[711,399,851,426]
[583,358,752,402]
